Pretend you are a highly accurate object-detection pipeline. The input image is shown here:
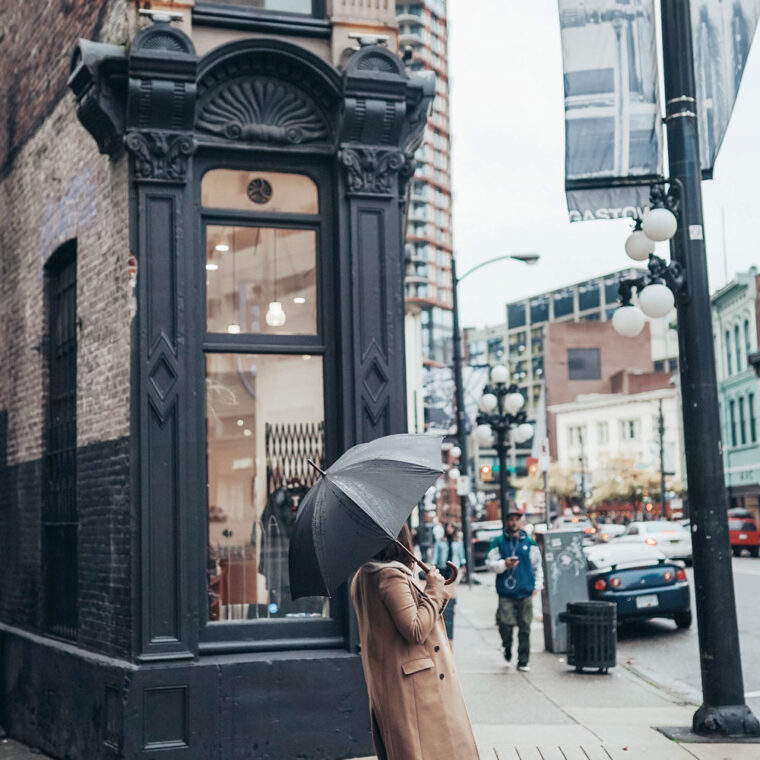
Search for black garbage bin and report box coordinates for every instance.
[558,601,616,673]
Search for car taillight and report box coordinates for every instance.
[610,577,621,588]
[594,579,607,591]
[645,537,658,546]
[663,570,674,582]
[675,568,686,581]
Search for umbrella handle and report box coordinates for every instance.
[393,540,457,585]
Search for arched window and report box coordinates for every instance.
[735,324,742,372]
[726,329,733,375]
[44,240,78,639]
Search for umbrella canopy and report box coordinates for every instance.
[288,434,444,599]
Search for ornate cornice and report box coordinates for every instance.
[339,147,411,195]
[125,131,196,182]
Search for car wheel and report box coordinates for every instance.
[732,547,741,557]
[674,611,692,629]
[750,547,759,559]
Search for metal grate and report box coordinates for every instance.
[44,242,78,639]
[265,421,324,494]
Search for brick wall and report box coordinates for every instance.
[0,0,131,178]
[0,0,133,657]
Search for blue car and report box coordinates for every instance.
[585,543,692,629]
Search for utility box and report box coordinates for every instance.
[536,530,589,653]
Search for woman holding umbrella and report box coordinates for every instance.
[351,524,479,760]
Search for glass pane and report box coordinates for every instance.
[202,170,318,215]
[206,353,327,622]
[206,225,317,335]
[507,302,526,329]
[201,0,313,14]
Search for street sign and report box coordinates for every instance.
[456,475,471,496]
[538,437,550,473]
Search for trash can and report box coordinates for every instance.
[558,601,616,673]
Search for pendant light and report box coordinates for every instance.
[266,228,287,328]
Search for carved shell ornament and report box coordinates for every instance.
[196,77,330,145]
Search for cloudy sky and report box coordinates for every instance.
[448,0,760,329]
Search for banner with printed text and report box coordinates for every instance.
[692,1,760,176]
[559,0,662,222]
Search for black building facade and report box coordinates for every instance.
[0,6,431,759]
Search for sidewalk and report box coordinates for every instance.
[352,576,757,760]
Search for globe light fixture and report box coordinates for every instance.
[625,229,655,261]
[638,282,675,319]
[612,305,646,337]
[265,301,287,327]
[512,423,534,444]
[642,207,678,242]
[448,467,460,481]
[478,393,498,413]
[476,424,494,447]
[490,364,509,384]
[504,392,525,415]
[450,446,462,460]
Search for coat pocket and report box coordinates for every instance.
[401,657,435,676]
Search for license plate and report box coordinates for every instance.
[739,533,748,540]
[636,594,658,609]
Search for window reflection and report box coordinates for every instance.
[206,353,327,622]
[206,225,317,335]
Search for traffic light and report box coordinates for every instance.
[527,457,539,477]
[479,464,493,482]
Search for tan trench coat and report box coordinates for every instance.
[350,561,479,760]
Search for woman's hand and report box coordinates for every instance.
[424,567,444,591]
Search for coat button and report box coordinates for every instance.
[434,645,440,652]
[439,673,445,680]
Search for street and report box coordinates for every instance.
[616,555,760,718]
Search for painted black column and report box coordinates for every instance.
[660,0,759,736]
[124,20,199,662]
[337,46,433,446]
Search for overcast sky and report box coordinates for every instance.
[448,0,760,329]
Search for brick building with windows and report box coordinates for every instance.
[0,2,432,758]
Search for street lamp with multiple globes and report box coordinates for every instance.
[475,365,533,524]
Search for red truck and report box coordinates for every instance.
[729,515,760,557]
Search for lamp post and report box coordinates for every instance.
[475,365,533,523]
[608,0,758,735]
[451,254,539,586]
[658,399,667,519]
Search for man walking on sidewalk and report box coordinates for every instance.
[486,510,543,672]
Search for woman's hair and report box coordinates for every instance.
[372,523,415,569]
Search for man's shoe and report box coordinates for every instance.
[517,663,530,672]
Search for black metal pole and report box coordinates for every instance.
[659,400,666,518]
[661,0,758,736]
[579,428,586,509]
[497,431,509,525]
[451,259,474,587]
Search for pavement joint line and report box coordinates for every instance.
[619,660,699,708]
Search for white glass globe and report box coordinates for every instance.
[476,424,494,447]
[612,305,645,337]
[450,446,462,460]
[265,301,287,327]
[624,230,655,262]
[642,207,678,242]
[478,393,498,413]
[638,283,675,319]
[504,392,526,415]
[514,423,534,443]
[490,365,509,384]
[448,467,460,481]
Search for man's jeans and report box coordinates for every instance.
[496,595,533,665]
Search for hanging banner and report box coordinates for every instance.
[691,1,760,177]
[558,1,663,222]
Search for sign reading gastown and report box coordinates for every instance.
[558,0,662,222]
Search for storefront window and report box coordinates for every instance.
[203,170,318,214]
[206,353,327,622]
[199,0,315,14]
[206,225,317,336]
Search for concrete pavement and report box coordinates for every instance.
[353,575,758,760]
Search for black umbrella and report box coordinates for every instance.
[288,433,457,599]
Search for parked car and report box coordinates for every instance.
[593,524,627,543]
[585,543,692,628]
[728,515,760,557]
[470,520,503,571]
[614,520,692,563]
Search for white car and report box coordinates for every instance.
[613,520,692,563]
